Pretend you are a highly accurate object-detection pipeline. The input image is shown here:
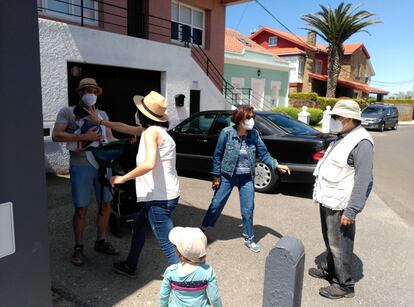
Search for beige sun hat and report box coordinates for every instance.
[169,227,207,263]
[76,78,103,95]
[331,99,362,121]
[133,91,168,122]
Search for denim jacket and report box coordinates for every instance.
[211,126,277,178]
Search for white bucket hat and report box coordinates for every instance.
[331,99,362,121]
[169,227,207,263]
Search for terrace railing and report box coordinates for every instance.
[37,0,275,110]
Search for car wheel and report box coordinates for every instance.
[379,122,385,132]
[392,121,398,130]
[254,162,279,193]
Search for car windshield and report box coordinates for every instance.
[262,113,320,135]
[362,107,384,114]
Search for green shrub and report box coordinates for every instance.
[316,97,339,110]
[307,107,323,125]
[273,107,301,120]
[288,92,318,101]
[273,106,323,126]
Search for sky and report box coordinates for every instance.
[225,0,414,96]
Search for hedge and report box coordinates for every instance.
[273,106,323,126]
[384,99,414,104]
[288,92,318,101]
[288,92,376,110]
[273,107,300,119]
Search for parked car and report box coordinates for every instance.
[169,110,335,192]
[361,104,399,132]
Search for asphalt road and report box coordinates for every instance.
[47,125,414,306]
[370,125,414,228]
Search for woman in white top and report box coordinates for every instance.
[86,91,180,278]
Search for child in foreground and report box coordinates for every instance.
[159,227,222,307]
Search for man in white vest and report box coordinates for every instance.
[308,99,374,299]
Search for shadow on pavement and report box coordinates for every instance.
[313,251,364,282]
[46,173,283,306]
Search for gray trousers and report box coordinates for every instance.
[320,205,355,289]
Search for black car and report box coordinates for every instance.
[361,104,399,132]
[169,110,335,192]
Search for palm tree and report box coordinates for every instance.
[301,2,381,97]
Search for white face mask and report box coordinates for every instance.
[329,118,343,134]
[242,118,255,130]
[134,111,141,125]
[81,93,97,106]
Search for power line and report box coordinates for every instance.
[255,0,311,48]
[254,0,413,90]
[371,79,414,85]
[235,2,249,31]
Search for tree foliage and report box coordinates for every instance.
[301,2,381,97]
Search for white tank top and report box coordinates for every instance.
[135,126,180,202]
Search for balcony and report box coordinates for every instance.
[37,0,206,47]
[37,0,247,105]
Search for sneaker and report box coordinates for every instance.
[244,240,261,253]
[94,240,120,255]
[71,245,85,266]
[308,267,332,281]
[319,284,355,299]
[113,261,137,278]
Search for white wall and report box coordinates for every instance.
[39,18,225,173]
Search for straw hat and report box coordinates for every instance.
[133,91,168,122]
[331,99,362,121]
[76,78,103,95]
[169,227,207,263]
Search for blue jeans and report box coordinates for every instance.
[126,197,180,269]
[202,173,255,240]
[320,205,355,290]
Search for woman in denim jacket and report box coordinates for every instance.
[201,106,290,252]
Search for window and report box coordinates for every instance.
[231,78,245,105]
[38,0,98,24]
[271,81,281,107]
[314,59,323,74]
[211,113,233,135]
[268,36,278,46]
[298,57,305,82]
[171,2,205,46]
[354,64,361,79]
[237,38,252,47]
[263,113,319,136]
[177,114,216,135]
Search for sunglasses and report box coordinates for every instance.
[246,114,256,120]
[331,115,342,120]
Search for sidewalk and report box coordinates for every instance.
[47,174,414,306]
[399,120,414,125]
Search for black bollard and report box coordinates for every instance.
[263,236,305,307]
